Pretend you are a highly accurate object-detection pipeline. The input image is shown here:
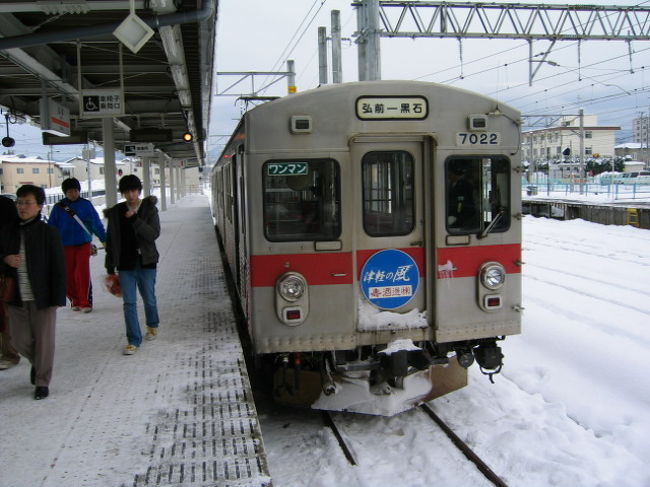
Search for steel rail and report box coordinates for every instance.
[420,403,508,487]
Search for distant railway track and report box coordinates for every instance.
[323,406,508,487]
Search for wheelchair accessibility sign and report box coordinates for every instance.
[360,249,419,310]
[80,89,124,118]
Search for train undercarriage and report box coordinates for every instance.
[267,338,505,416]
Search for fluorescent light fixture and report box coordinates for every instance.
[113,12,154,53]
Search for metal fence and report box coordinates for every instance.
[523,180,650,201]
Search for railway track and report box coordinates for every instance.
[323,406,508,487]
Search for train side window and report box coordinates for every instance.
[362,151,415,237]
[445,156,510,235]
[263,159,341,242]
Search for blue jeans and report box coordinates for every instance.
[119,262,159,347]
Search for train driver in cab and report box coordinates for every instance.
[447,161,477,230]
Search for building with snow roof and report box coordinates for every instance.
[0,154,73,193]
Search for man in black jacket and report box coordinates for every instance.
[0,185,65,400]
[104,175,161,355]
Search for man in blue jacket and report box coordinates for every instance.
[48,178,106,313]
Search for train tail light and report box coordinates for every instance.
[484,295,502,309]
[286,308,301,321]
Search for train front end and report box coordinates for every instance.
[223,81,522,416]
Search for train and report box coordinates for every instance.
[210,80,522,416]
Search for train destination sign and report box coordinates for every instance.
[356,96,428,120]
[360,249,419,310]
[267,162,308,176]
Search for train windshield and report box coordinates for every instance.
[263,158,341,241]
[445,156,510,235]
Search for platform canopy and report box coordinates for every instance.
[0,0,217,167]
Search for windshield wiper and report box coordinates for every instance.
[478,207,505,239]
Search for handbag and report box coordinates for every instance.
[0,273,16,302]
[104,274,122,297]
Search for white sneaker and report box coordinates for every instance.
[123,344,138,355]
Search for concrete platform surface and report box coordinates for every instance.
[0,194,271,487]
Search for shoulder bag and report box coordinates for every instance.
[0,273,16,302]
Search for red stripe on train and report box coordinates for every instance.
[250,252,353,286]
[437,244,521,278]
[250,244,520,287]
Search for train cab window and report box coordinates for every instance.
[445,156,510,235]
[263,159,341,241]
[362,151,414,236]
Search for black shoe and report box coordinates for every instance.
[34,386,49,400]
[30,366,35,385]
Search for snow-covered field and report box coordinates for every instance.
[260,215,650,487]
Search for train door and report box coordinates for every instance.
[351,136,429,328]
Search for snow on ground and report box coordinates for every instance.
[260,215,650,487]
[1,193,649,486]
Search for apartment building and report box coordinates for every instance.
[522,115,619,163]
[0,154,73,193]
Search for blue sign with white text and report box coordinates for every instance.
[360,249,419,310]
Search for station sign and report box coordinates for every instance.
[360,249,419,310]
[124,143,155,157]
[42,130,88,145]
[80,89,124,118]
[356,96,428,120]
[40,97,70,136]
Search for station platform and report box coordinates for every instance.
[0,194,271,487]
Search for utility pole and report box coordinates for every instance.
[646,108,650,169]
[331,10,343,84]
[579,109,585,194]
[318,27,328,85]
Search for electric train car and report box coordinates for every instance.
[210,80,523,416]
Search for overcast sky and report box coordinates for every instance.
[210,0,650,153]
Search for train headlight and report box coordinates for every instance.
[479,262,506,290]
[277,273,306,302]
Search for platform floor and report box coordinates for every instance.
[0,194,271,487]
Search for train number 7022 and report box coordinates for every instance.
[456,132,501,145]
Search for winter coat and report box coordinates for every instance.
[104,195,160,273]
[48,197,107,246]
[0,216,66,308]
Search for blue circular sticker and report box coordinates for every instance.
[360,249,419,310]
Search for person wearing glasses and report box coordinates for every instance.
[0,185,65,400]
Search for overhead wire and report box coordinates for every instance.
[259,0,328,95]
